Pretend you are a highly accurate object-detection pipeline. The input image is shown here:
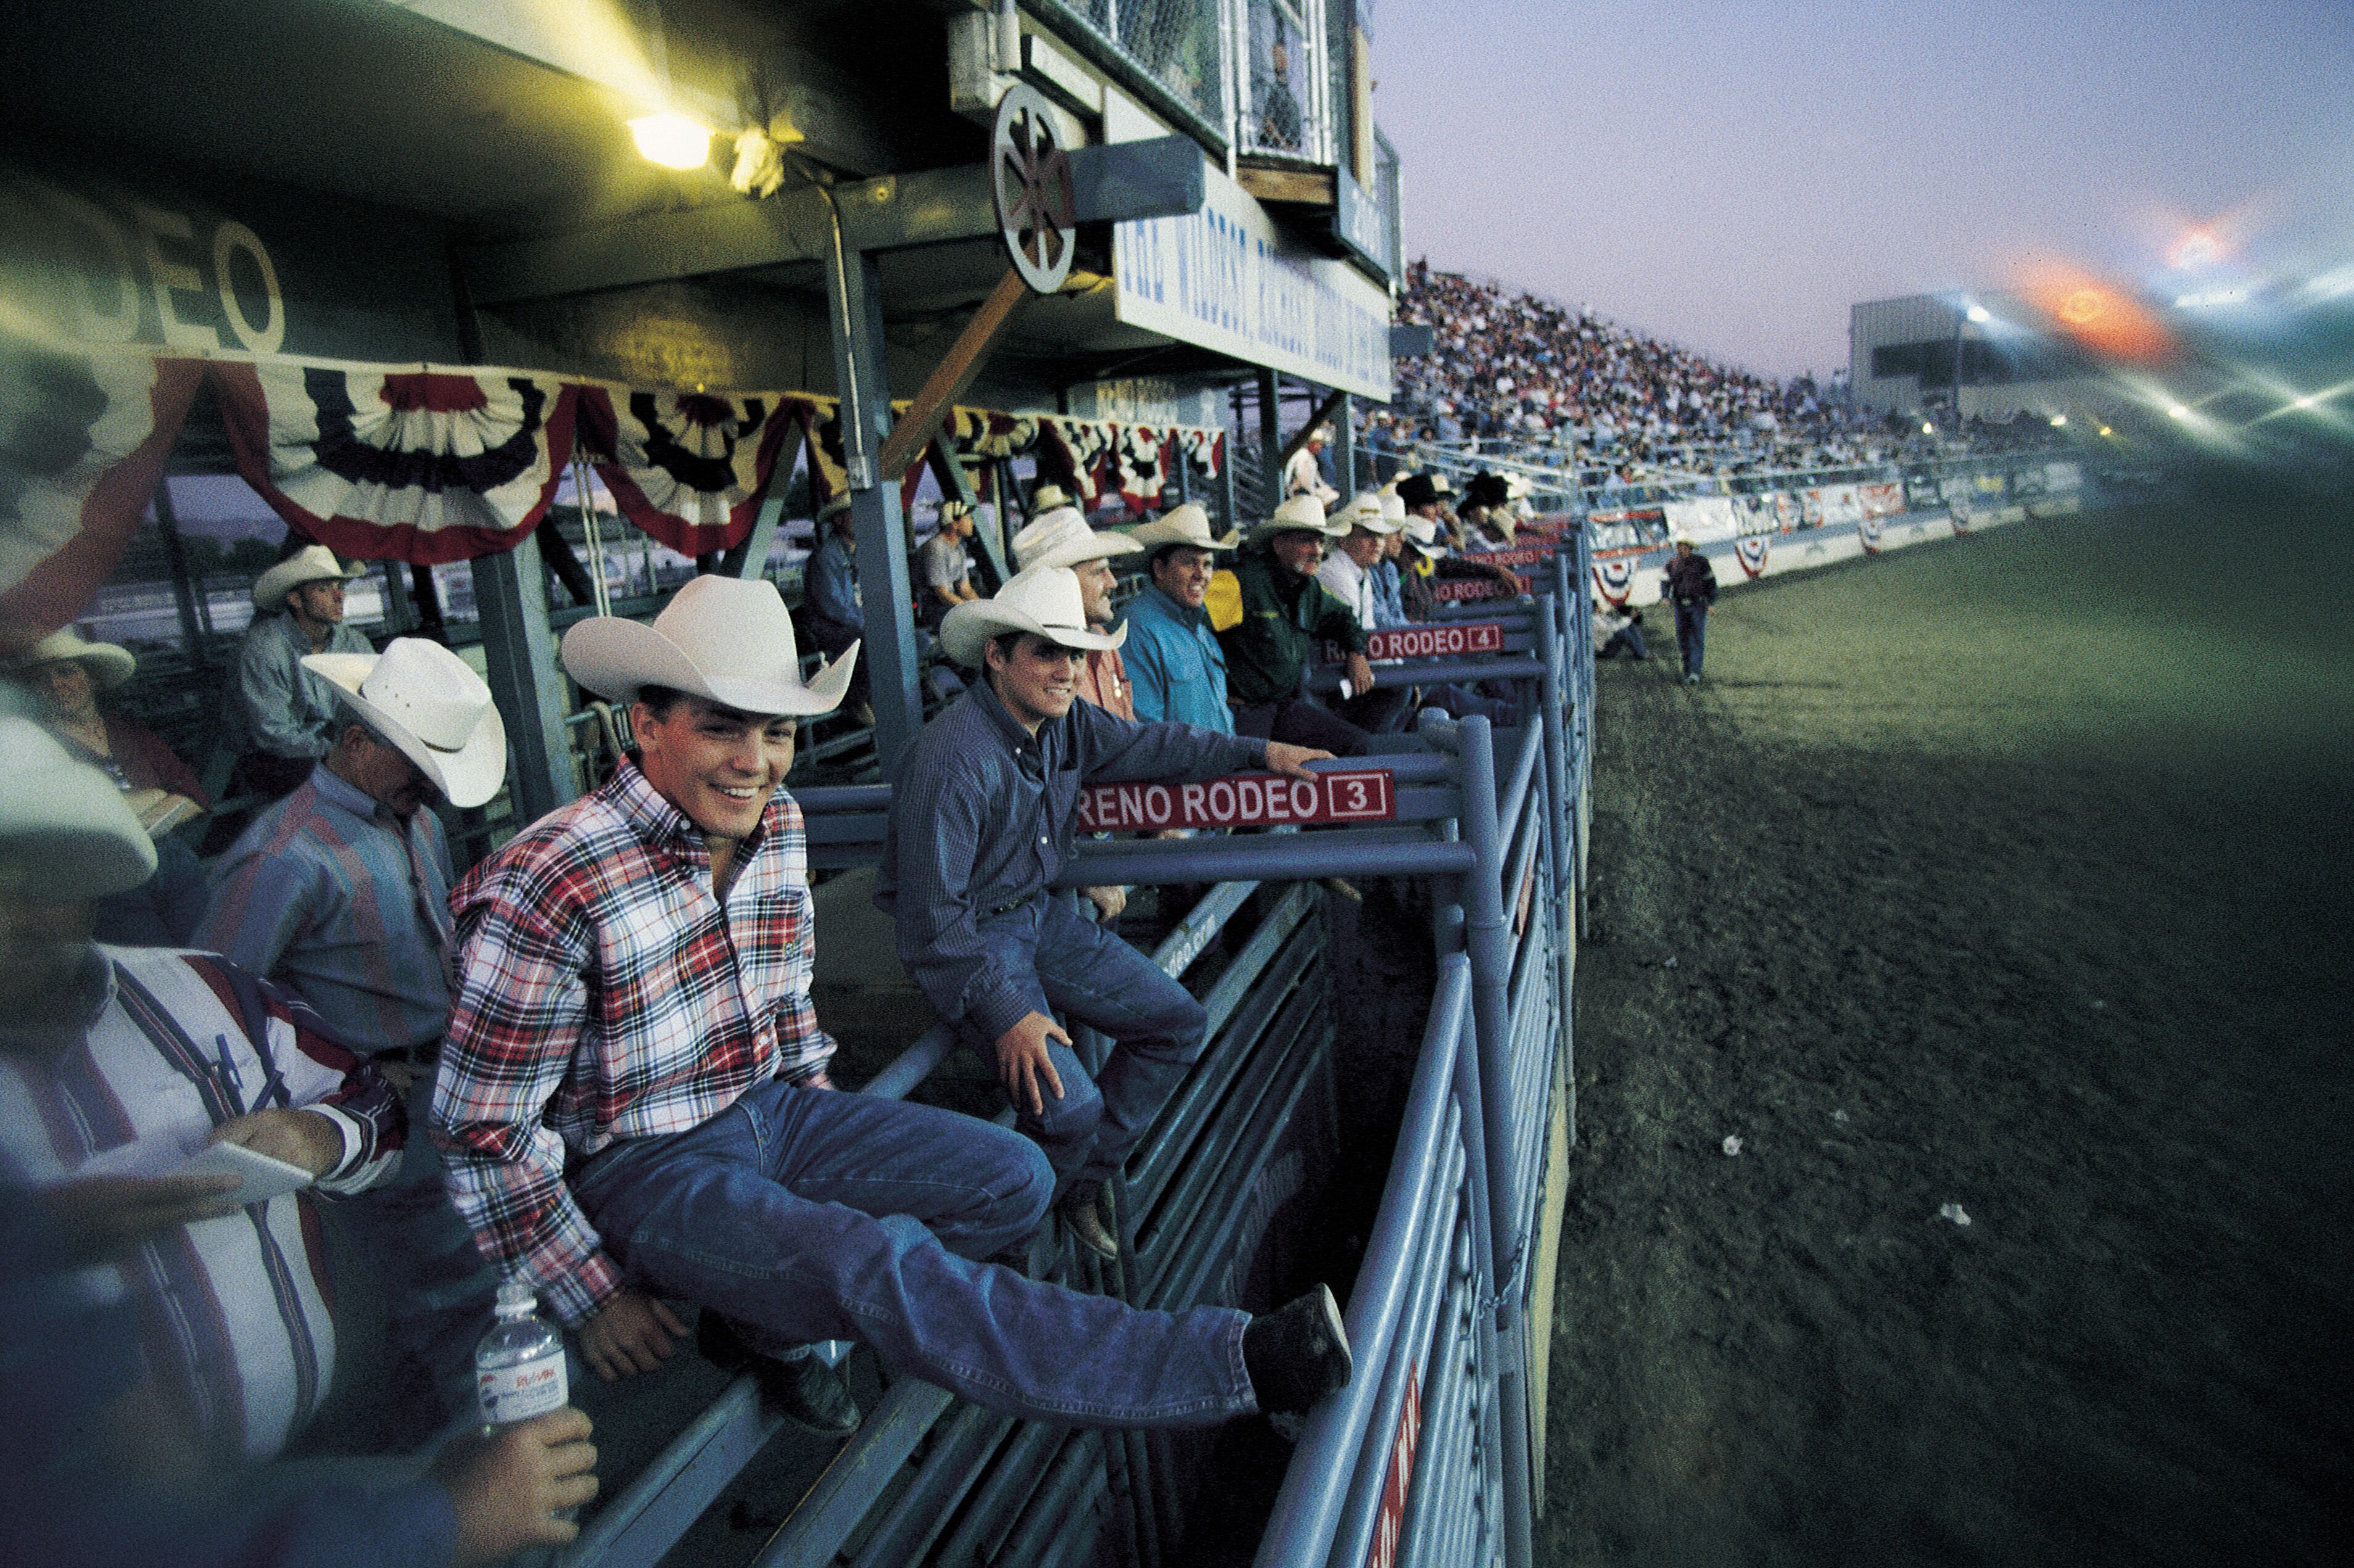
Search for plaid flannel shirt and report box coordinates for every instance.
[432,761,836,1326]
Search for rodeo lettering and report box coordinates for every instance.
[1075,769,1397,831]
[1323,622,1507,662]
[1430,577,1524,603]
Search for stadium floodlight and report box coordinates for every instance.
[2050,415,2067,427]
[629,113,712,170]
[1964,305,1992,324]
[2099,426,2113,437]
[2166,404,2190,420]
[1922,421,1936,434]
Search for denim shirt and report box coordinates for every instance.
[877,680,1265,1038]
[805,533,862,627]
[1370,559,1410,629]
[1120,583,1235,730]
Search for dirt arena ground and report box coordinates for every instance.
[1542,487,2354,1566]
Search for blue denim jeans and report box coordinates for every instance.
[569,1080,1255,1428]
[1674,602,1708,677]
[970,894,1210,1197]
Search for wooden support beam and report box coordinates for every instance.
[876,267,1030,484]
[1235,161,1337,208]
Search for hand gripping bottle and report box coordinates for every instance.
[476,1277,569,1430]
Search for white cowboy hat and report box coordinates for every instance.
[1337,492,1401,535]
[1011,508,1143,573]
[303,638,510,810]
[940,566,1128,669]
[252,544,365,611]
[1429,472,1456,496]
[563,575,858,721]
[939,497,973,521]
[1377,490,1408,526]
[0,716,155,897]
[1504,473,1534,501]
[1249,493,1347,545]
[1126,503,1241,553]
[1306,424,1333,444]
[1402,517,1449,559]
[1029,483,1072,512]
[10,627,136,691]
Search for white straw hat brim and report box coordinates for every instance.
[13,632,136,691]
[561,619,859,720]
[0,720,157,897]
[938,602,1127,669]
[306,654,511,810]
[252,549,365,610]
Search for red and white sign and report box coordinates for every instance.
[1458,543,1554,567]
[1430,576,1523,603]
[1075,769,1395,831]
[1364,1368,1423,1568]
[1323,622,1507,662]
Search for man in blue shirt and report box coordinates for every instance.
[801,497,870,719]
[878,567,1328,1260]
[198,637,510,1442]
[1120,504,1243,730]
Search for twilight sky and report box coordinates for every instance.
[1372,0,2354,379]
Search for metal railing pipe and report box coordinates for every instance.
[1065,837,1476,889]
[1452,715,1536,1568]
[1252,958,1471,1567]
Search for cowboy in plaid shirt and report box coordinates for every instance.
[432,577,1350,1434]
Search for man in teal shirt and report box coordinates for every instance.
[1119,505,1244,730]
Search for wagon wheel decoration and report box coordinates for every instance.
[992,84,1076,295]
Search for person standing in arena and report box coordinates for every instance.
[437,575,1352,1433]
[1217,496,1374,756]
[880,567,1333,1261]
[1663,537,1717,685]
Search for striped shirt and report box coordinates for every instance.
[195,765,455,1055]
[0,946,402,1465]
[434,760,835,1327]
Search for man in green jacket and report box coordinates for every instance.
[1217,497,1375,756]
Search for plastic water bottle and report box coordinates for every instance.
[475,1278,568,1430]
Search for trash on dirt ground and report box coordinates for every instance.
[1721,1135,1743,1156]
[1831,1108,1850,1124]
[1938,1202,1971,1226]
[1663,955,1679,968]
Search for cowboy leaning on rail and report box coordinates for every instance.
[878,566,1332,1263]
[432,576,1352,1435]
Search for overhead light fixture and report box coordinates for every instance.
[629,112,713,170]
[2050,415,2067,427]
[1964,304,1991,324]
[2166,403,2190,420]
[2098,426,2113,437]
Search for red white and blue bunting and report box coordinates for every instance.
[213,360,579,564]
[1857,514,1885,555]
[576,386,807,558]
[0,343,204,653]
[0,337,1227,649]
[1735,534,1771,578]
[1591,558,1635,606]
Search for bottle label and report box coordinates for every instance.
[477,1351,568,1426]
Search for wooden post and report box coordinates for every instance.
[876,266,1030,484]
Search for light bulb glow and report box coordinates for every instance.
[1964,304,1991,323]
[2050,415,2067,427]
[629,113,712,170]
[2166,404,2190,420]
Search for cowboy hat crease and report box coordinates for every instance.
[940,566,1127,669]
[563,575,859,722]
[304,638,509,810]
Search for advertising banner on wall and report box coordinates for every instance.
[1588,508,1666,556]
[1662,494,1738,544]
[1113,165,1394,399]
[1859,482,1903,518]
[1805,484,1863,527]
[1732,492,1788,535]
